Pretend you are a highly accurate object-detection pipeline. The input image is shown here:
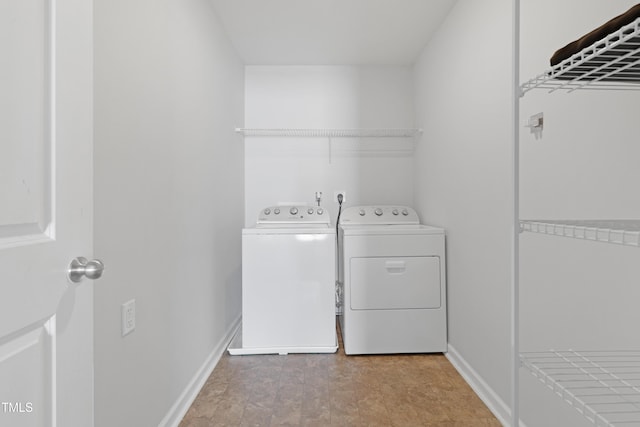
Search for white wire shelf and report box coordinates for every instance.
[234,128,422,138]
[521,17,640,94]
[520,220,640,247]
[521,350,640,427]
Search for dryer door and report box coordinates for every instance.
[349,256,441,310]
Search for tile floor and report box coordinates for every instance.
[179,325,501,426]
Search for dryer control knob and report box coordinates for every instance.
[307,208,314,214]
[374,208,383,216]
[392,209,399,215]
[402,209,409,216]
[264,208,271,215]
[290,207,298,215]
[274,208,280,214]
[317,208,324,215]
[359,209,366,216]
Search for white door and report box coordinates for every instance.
[0,1,95,426]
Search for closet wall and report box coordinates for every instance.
[243,66,416,226]
[519,1,640,426]
[413,0,514,421]
[93,1,244,426]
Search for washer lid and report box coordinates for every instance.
[243,225,335,235]
[339,205,420,225]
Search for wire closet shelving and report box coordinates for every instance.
[520,220,640,247]
[521,17,640,94]
[521,350,640,426]
[513,7,640,427]
[234,128,422,138]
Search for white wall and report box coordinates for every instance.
[413,0,513,422]
[244,66,416,226]
[93,1,244,426]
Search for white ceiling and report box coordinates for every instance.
[209,0,457,65]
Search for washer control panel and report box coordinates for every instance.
[257,205,330,226]
[340,205,420,225]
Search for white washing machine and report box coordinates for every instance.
[228,205,337,355]
[338,205,447,355]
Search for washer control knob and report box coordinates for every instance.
[359,209,366,216]
[290,207,298,215]
[307,208,314,214]
[402,209,409,216]
[374,208,383,216]
[392,209,399,215]
[317,208,324,215]
[264,208,271,215]
[274,208,280,215]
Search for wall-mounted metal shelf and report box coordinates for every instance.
[520,220,640,247]
[521,17,640,95]
[234,128,422,138]
[521,350,640,427]
[513,5,640,427]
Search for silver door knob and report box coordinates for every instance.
[68,257,104,283]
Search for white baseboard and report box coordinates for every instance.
[445,344,524,427]
[158,315,242,427]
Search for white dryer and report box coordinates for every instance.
[229,205,337,355]
[338,205,447,355]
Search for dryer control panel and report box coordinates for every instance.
[340,205,420,225]
[257,205,330,226]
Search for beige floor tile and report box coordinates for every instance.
[181,322,499,426]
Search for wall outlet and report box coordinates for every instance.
[122,299,136,336]
[334,191,346,204]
